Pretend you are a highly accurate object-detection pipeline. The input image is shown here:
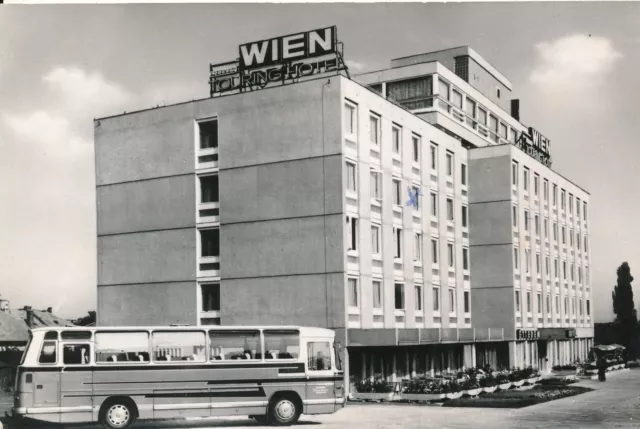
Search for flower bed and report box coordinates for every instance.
[352,366,542,402]
[442,385,593,408]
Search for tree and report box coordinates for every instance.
[612,262,638,356]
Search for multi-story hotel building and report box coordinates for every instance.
[94,34,592,394]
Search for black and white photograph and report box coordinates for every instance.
[1,1,640,428]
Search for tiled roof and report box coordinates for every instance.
[12,309,74,328]
[0,308,75,344]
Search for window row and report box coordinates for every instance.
[513,248,590,284]
[512,161,588,222]
[515,291,591,317]
[348,279,470,314]
[512,207,589,251]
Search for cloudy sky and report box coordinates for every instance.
[0,3,638,321]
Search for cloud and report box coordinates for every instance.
[4,110,86,148]
[346,60,366,72]
[530,34,622,90]
[43,66,133,119]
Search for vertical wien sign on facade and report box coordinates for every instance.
[209,26,349,97]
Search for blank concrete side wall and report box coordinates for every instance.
[467,58,511,112]
[98,282,197,326]
[98,229,196,285]
[193,76,343,169]
[221,213,343,279]
[95,103,196,186]
[471,287,515,339]
[469,244,513,289]
[220,155,342,224]
[469,200,512,246]
[221,273,345,328]
[468,154,511,204]
[97,175,196,236]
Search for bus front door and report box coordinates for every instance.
[31,340,61,422]
[304,340,336,415]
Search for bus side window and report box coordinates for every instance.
[307,342,331,371]
[63,344,91,365]
[39,341,57,364]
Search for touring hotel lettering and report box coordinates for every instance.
[209,26,347,96]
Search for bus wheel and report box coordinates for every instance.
[269,395,301,426]
[100,399,136,429]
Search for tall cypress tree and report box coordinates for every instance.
[612,262,638,355]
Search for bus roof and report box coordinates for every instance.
[29,325,336,337]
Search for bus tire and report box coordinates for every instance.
[100,397,137,429]
[268,394,301,426]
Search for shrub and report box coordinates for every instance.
[355,377,393,393]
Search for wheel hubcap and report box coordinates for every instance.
[107,404,130,427]
[275,400,295,420]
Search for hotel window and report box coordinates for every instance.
[576,198,581,217]
[200,175,219,203]
[369,114,380,145]
[392,125,401,155]
[526,292,531,313]
[577,232,581,250]
[553,184,558,206]
[200,228,220,257]
[512,161,518,186]
[510,128,517,143]
[447,243,455,268]
[561,189,566,209]
[561,226,566,244]
[414,233,422,262]
[545,256,550,275]
[438,79,450,100]
[372,281,382,309]
[584,236,588,252]
[569,229,574,246]
[513,248,519,270]
[411,185,421,209]
[534,174,539,196]
[515,291,521,312]
[555,295,560,313]
[463,248,469,271]
[543,179,549,202]
[579,299,583,316]
[446,198,454,221]
[563,261,567,280]
[446,151,454,176]
[586,300,591,316]
[496,88,501,98]
[199,120,218,149]
[572,297,576,315]
[393,227,403,259]
[586,269,589,284]
[430,143,438,170]
[465,98,476,118]
[412,135,420,163]
[201,283,220,313]
[534,214,539,236]
[433,287,440,311]
[525,249,531,273]
[431,239,439,264]
[524,209,529,232]
[392,179,402,205]
[346,161,357,192]
[536,253,541,274]
[545,294,550,314]
[512,205,518,228]
[346,216,358,251]
[544,218,549,238]
[464,291,470,313]
[449,288,456,314]
[583,202,588,221]
[564,297,568,313]
[523,168,529,191]
[370,170,382,200]
[578,267,582,284]
[348,278,359,307]
[553,222,558,241]
[477,107,487,126]
[500,123,508,139]
[415,285,423,311]
[489,114,498,135]
[371,225,381,255]
[451,89,463,109]
[430,192,438,216]
[395,283,405,310]
[461,205,468,228]
[554,258,558,278]
[570,263,574,281]
[461,163,467,186]
[568,194,573,214]
[344,103,357,135]
[537,293,542,314]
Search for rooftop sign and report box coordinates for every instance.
[209,26,349,97]
[515,126,552,168]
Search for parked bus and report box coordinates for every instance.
[10,325,344,428]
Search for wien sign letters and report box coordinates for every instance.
[209,26,348,97]
[515,127,553,168]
